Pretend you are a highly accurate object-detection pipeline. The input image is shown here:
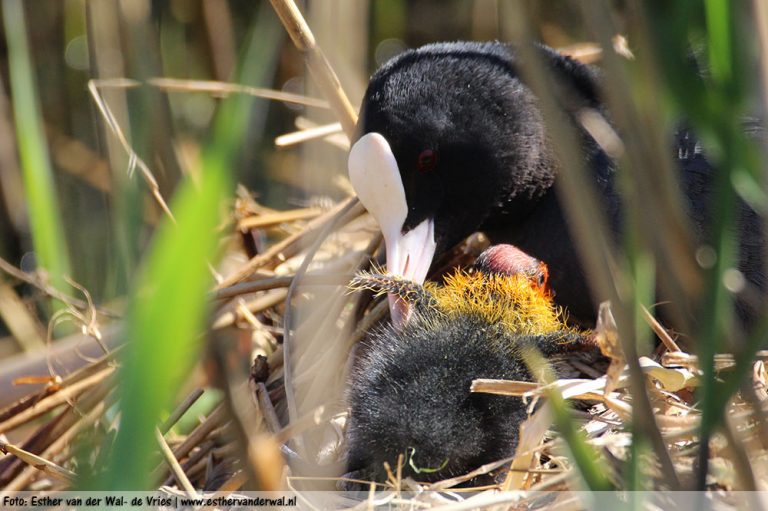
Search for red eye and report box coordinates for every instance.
[417,149,438,172]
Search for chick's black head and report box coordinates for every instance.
[345,315,533,486]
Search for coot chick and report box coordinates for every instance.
[345,245,586,487]
[347,41,763,326]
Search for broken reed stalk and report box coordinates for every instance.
[0,255,118,317]
[268,0,358,138]
[642,305,681,352]
[275,122,343,147]
[159,388,205,434]
[146,77,330,109]
[87,79,175,222]
[0,368,116,487]
[212,289,288,330]
[155,427,197,497]
[3,394,111,492]
[254,382,282,434]
[161,440,215,488]
[216,196,359,288]
[214,273,352,301]
[237,207,322,230]
[0,441,76,483]
[0,366,114,435]
[149,405,227,483]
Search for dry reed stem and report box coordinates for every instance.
[294,117,350,150]
[471,379,540,396]
[160,388,205,434]
[0,282,46,351]
[662,351,768,372]
[147,77,329,108]
[47,344,119,391]
[87,79,175,222]
[642,305,681,352]
[2,395,109,492]
[155,427,197,497]
[237,207,322,230]
[0,366,114,435]
[557,42,603,64]
[424,456,516,491]
[504,406,552,491]
[268,0,358,138]
[214,273,352,300]
[210,442,238,459]
[151,420,224,484]
[151,405,227,480]
[31,381,116,463]
[217,196,361,288]
[0,256,118,318]
[178,457,209,489]
[161,439,215,487]
[0,441,76,484]
[275,122,343,147]
[254,382,282,434]
[212,289,288,330]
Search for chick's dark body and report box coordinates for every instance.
[345,312,577,485]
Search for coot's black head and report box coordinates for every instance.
[349,42,559,324]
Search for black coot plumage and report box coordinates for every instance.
[347,41,763,325]
[345,245,587,486]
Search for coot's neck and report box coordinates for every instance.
[480,186,559,243]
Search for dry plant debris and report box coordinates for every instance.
[1,193,766,507]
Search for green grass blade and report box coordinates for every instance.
[82,5,282,490]
[3,0,71,289]
[524,349,614,491]
[704,0,732,84]
[644,0,756,489]
[93,148,229,490]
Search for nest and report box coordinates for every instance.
[2,190,767,506]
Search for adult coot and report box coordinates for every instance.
[348,41,764,326]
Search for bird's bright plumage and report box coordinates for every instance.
[429,270,573,337]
